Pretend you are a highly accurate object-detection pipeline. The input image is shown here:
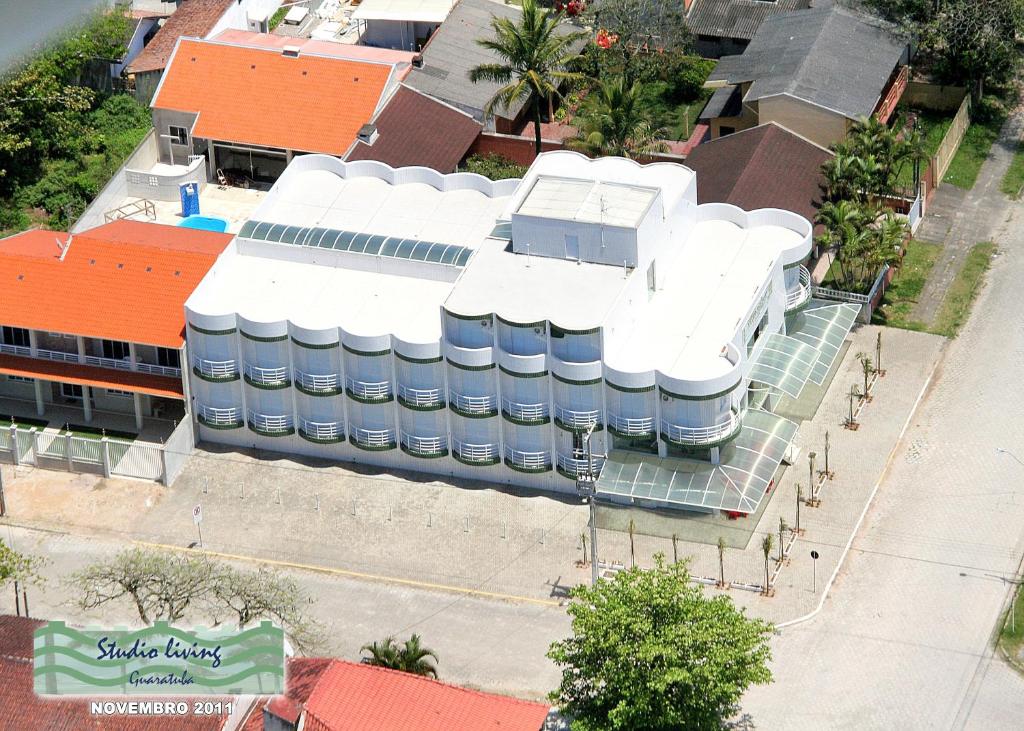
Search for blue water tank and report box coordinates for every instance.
[179,182,200,217]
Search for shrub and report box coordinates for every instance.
[462,153,527,180]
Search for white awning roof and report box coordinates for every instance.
[352,0,457,23]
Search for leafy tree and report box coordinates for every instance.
[361,634,439,678]
[462,153,527,180]
[583,0,693,83]
[854,0,935,25]
[547,555,773,731]
[0,538,46,590]
[824,116,923,202]
[470,0,585,154]
[568,76,668,158]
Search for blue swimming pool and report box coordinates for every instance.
[178,215,229,233]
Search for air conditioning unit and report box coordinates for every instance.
[533,327,543,335]
[480,319,491,328]
[662,394,670,402]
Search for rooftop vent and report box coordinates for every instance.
[282,45,301,58]
[357,123,378,145]
[412,54,424,68]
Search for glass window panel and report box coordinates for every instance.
[438,245,459,265]
[394,239,417,259]
[349,233,372,253]
[408,241,430,261]
[424,243,446,263]
[238,220,257,238]
[267,224,288,241]
[318,229,341,248]
[380,237,401,257]
[252,222,275,240]
[280,226,302,244]
[307,227,330,247]
[363,235,386,256]
[454,248,473,267]
[333,231,358,250]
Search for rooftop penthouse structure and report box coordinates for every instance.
[185,152,857,514]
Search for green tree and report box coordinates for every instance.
[0,538,46,591]
[761,534,773,596]
[568,76,668,158]
[361,636,401,669]
[470,0,585,154]
[547,555,773,731]
[361,634,439,678]
[461,153,527,180]
[583,0,693,83]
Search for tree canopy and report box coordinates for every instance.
[547,555,773,731]
[361,634,439,678]
[568,76,667,158]
[583,0,693,82]
[0,538,46,590]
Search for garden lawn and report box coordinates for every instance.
[1000,140,1024,199]
[931,242,997,337]
[999,582,1024,673]
[944,113,1005,190]
[871,239,941,331]
[893,109,952,191]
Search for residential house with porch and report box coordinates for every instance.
[701,3,911,148]
[0,220,231,436]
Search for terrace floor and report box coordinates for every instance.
[112,184,266,233]
[0,397,181,445]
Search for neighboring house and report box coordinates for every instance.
[110,9,167,78]
[0,221,231,433]
[126,0,282,103]
[351,0,457,51]
[406,0,584,133]
[239,657,553,730]
[150,35,413,184]
[686,0,812,58]
[185,150,858,516]
[702,3,910,148]
[345,84,483,172]
[684,122,831,232]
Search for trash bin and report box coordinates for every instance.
[179,182,200,217]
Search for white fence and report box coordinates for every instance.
[125,154,206,202]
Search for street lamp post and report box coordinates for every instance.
[576,422,600,586]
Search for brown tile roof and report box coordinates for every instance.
[127,0,234,74]
[684,122,831,225]
[345,85,482,172]
[240,657,333,731]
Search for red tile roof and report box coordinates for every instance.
[684,122,832,226]
[240,658,333,731]
[0,353,184,399]
[127,0,234,74]
[0,220,230,349]
[153,39,397,155]
[0,615,229,731]
[346,85,482,172]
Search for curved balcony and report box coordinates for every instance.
[400,432,448,458]
[244,363,290,389]
[449,391,498,418]
[785,265,812,312]
[345,376,393,403]
[349,426,396,451]
[397,384,445,411]
[660,409,741,447]
[452,439,500,466]
[192,357,239,382]
[556,452,606,480]
[294,370,342,396]
[607,413,656,439]
[504,446,552,473]
[298,418,344,443]
[247,410,294,437]
[501,398,550,425]
[197,405,243,429]
[553,405,601,432]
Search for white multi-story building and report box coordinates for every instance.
[185,151,858,515]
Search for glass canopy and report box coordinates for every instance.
[237,219,475,267]
[748,333,820,399]
[596,409,799,513]
[786,303,861,385]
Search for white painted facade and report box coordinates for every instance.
[185,152,813,507]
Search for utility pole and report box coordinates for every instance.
[576,422,600,586]
[0,464,6,517]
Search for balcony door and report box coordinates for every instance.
[102,339,130,360]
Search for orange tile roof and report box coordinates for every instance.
[0,353,184,399]
[0,220,231,349]
[153,38,397,155]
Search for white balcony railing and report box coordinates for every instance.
[350,426,395,448]
[452,439,499,463]
[556,452,606,478]
[192,356,238,380]
[244,363,289,387]
[198,404,242,426]
[298,418,343,441]
[450,392,497,415]
[135,362,182,377]
[502,398,549,422]
[553,405,601,429]
[0,343,31,357]
[294,370,340,393]
[401,432,447,455]
[661,410,739,446]
[504,446,551,470]
[84,354,132,371]
[345,376,391,400]
[785,265,812,311]
[607,413,655,436]
[37,348,80,364]
[247,410,293,433]
[398,384,443,408]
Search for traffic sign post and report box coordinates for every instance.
[810,550,819,593]
[192,504,203,548]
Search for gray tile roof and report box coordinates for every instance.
[707,3,908,120]
[406,0,582,122]
[686,0,811,42]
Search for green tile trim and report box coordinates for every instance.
[552,372,602,386]
[605,380,655,393]
[501,410,550,426]
[295,382,343,397]
[192,367,239,383]
[189,323,236,336]
[342,344,391,357]
[395,352,443,364]
[499,365,548,378]
[247,422,295,437]
[444,310,492,322]
[243,374,291,390]
[349,435,397,451]
[449,403,497,419]
[504,458,552,474]
[241,331,288,343]
[446,358,496,372]
[496,315,546,329]
[197,415,243,430]
[555,418,604,433]
[400,444,449,459]
[345,388,394,405]
[452,452,501,466]
[607,424,656,440]
[783,260,807,270]
[291,338,339,350]
[398,395,446,412]
[659,382,739,401]
[550,324,601,336]
[298,430,345,444]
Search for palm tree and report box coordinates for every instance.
[361,636,401,669]
[568,76,669,159]
[396,634,439,678]
[470,0,585,154]
[856,351,874,396]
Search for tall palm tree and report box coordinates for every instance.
[361,636,401,669]
[470,0,585,154]
[568,76,669,159]
[396,634,439,678]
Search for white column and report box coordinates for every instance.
[82,385,92,423]
[28,329,38,357]
[133,393,144,431]
[76,335,86,364]
[34,379,45,417]
[128,342,138,369]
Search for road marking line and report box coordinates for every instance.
[131,539,563,608]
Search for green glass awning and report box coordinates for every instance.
[748,333,820,399]
[596,409,799,513]
[786,303,860,385]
